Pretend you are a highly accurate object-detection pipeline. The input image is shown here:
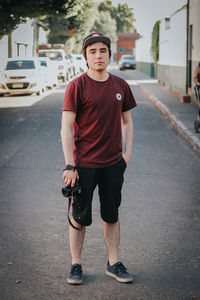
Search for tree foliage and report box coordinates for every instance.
[46,0,136,53]
[91,11,117,43]
[1,0,136,52]
[116,3,136,32]
[0,0,77,37]
[42,17,72,44]
[65,0,98,53]
[98,1,136,33]
[42,0,95,50]
[151,20,161,63]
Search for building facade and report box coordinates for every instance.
[0,19,47,70]
[157,0,200,100]
[116,32,140,62]
[187,0,200,95]
[158,5,187,94]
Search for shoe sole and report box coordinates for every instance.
[106,270,133,283]
[67,277,83,285]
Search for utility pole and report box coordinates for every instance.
[32,19,39,56]
[8,32,12,58]
[181,0,191,103]
[186,0,190,94]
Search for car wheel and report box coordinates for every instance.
[36,87,42,96]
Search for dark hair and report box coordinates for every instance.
[199,62,200,68]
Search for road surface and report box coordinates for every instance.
[0,67,200,300]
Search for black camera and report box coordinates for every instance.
[62,181,82,198]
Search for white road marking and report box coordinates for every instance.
[125,80,138,86]
[126,79,158,86]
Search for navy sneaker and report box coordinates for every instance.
[106,261,133,283]
[67,264,83,285]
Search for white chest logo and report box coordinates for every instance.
[116,93,122,101]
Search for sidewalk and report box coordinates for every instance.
[127,69,200,155]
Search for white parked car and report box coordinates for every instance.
[0,70,6,96]
[73,54,88,73]
[69,54,81,76]
[38,57,58,89]
[0,57,46,96]
[38,49,72,82]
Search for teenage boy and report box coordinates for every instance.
[61,33,137,285]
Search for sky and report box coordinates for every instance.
[111,0,187,35]
[111,0,187,61]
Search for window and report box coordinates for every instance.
[6,60,35,70]
[165,18,170,30]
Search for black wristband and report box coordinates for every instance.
[63,165,76,172]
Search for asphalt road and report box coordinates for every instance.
[0,67,200,300]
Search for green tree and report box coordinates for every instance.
[39,0,136,53]
[65,0,98,53]
[98,0,115,17]
[98,1,136,33]
[0,0,77,38]
[91,11,117,43]
[115,3,136,32]
[151,20,161,63]
[42,17,72,44]
[41,0,95,50]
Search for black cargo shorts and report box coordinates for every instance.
[72,157,127,226]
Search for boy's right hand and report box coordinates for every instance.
[63,169,79,187]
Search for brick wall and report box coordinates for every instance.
[117,39,135,61]
[116,32,140,62]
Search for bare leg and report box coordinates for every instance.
[103,221,120,265]
[69,217,86,265]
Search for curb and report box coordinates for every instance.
[139,84,200,155]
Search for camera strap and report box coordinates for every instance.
[67,195,81,231]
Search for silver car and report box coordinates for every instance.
[119,55,136,70]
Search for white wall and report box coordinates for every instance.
[131,0,187,64]
[190,0,200,62]
[159,6,187,67]
[0,19,47,70]
[0,36,8,69]
[12,19,34,57]
[136,35,153,63]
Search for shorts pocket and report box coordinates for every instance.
[121,157,127,172]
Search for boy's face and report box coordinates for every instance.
[85,42,110,72]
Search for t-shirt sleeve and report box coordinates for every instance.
[63,80,80,112]
[122,81,137,112]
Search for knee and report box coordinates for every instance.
[103,220,119,227]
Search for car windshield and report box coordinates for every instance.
[6,60,35,70]
[122,56,134,61]
[38,51,62,61]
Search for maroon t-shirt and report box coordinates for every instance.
[63,72,137,168]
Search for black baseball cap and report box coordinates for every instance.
[82,33,111,50]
